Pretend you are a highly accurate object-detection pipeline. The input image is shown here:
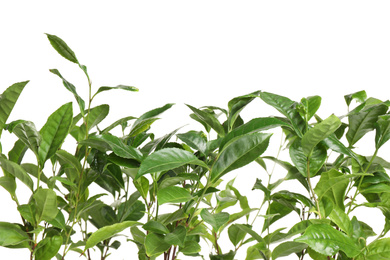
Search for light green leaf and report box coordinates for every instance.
[0,176,16,198]
[301,114,341,157]
[33,188,58,222]
[142,221,169,234]
[145,233,170,257]
[359,238,390,260]
[344,90,367,107]
[46,33,78,63]
[0,222,30,247]
[0,81,29,137]
[228,224,247,247]
[294,224,360,257]
[157,186,192,205]
[102,116,137,134]
[38,102,73,166]
[329,207,353,236]
[84,104,110,130]
[12,121,41,157]
[137,147,208,178]
[180,240,201,255]
[0,157,33,191]
[200,209,229,232]
[84,221,140,250]
[211,133,271,182]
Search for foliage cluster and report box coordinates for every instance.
[1,35,390,260]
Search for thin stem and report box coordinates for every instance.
[307,159,322,219]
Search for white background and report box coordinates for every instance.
[1,1,390,259]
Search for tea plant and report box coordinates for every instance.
[0,34,390,260]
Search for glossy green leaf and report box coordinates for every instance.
[220,117,290,150]
[33,188,58,222]
[157,186,192,205]
[85,221,139,250]
[34,235,63,260]
[298,95,321,121]
[211,133,271,182]
[143,221,169,234]
[0,222,30,247]
[346,103,388,146]
[260,91,305,137]
[56,149,82,175]
[0,157,33,191]
[118,200,145,222]
[38,102,73,166]
[84,104,110,130]
[176,130,207,155]
[164,225,186,247]
[294,224,360,257]
[94,85,138,97]
[329,207,353,236]
[46,33,78,63]
[323,133,359,161]
[102,116,137,134]
[49,69,85,114]
[200,209,229,232]
[0,81,28,137]
[289,138,327,177]
[137,147,208,178]
[144,233,170,257]
[159,173,198,190]
[47,210,67,230]
[262,201,293,232]
[186,104,226,137]
[227,91,261,130]
[8,139,27,164]
[133,176,149,199]
[11,121,41,156]
[301,114,341,157]
[376,115,390,149]
[272,241,307,259]
[88,134,143,161]
[359,238,390,260]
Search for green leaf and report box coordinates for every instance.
[49,69,85,114]
[157,186,193,205]
[118,200,145,222]
[133,176,150,199]
[84,104,110,130]
[0,81,29,137]
[11,121,41,156]
[211,133,271,182]
[262,201,293,232]
[33,188,58,222]
[329,207,353,236]
[145,233,170,257]
[84,221,139,250]
[88,134,143,161]
[346,103,388,146]
[314,169,362,210]
[186,104,226,137]
[0,176,16,198]
[38,102,73,166]
[46,33,78,63]
[176,131,207,155]
[260,91,305,137]
[56,149,82,175]
[0,157,33,191]
[220,117,290,150]
[200,209,229,232]
[227,91,260,130]
[0,222,30,247]
[298,95,322,121]
[301,114,341,157]
[289,138,327,177]
[34,235,63,260]
[344,90,367,107]
[137,147,208,178]
[323,133,359,161]
[142,221,169,234]
[294,224,360,257]
[210,250,235,260]
[376,115,390,149]
[228,224,248,247]
[272,241,307,259]
[47,210,67,230]
[180,240,201,255]
[102,116,137,134]
[94,85,138,97]
[164,225,186,247]
[359,238,390,260]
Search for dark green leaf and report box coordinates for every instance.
[102,116,137,134]
[200,209,229,232]
[137,147,208,178]
[34,235,63,260]
[176,131,207,155]
[0,81,29,137]
[46,33,78,63]
[94,85,138,97]
[228,224,247,247]
[227,91,260,130]
[143,221,169,234]
[344,90,367,107]
[376,115,390,149]
[186,104,225,137]
[38,102,73,166]
[165,225,186,247]
[144,233,170,257]
[272,241,307,259]
[11,121,41,156]
[0,157,33,191]
[211,133,271,182]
